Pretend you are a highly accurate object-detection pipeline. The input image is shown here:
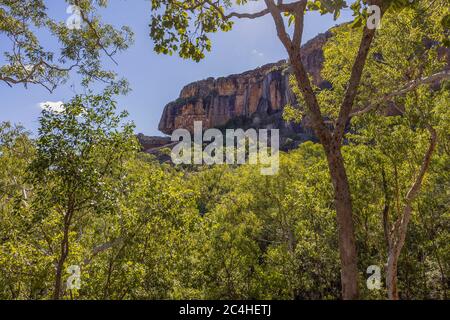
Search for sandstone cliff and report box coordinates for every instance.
[158,31,333,139]
[136,134,171,152]
[150,27,450,156]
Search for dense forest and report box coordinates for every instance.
[0,0,449,300]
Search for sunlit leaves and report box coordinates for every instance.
[0,0,133,92]
[150,0,233,62]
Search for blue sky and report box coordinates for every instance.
[0,1,355,136]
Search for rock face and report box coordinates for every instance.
[158,31,332,139]
[151,28,449,155]
[136,134,171,152]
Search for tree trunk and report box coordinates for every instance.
[325,145,359,300]
[287,56,359,300]
[53,223,70,300]
[54,201,74,300]
[263,0,379,300]
[385,126,437,300]
[386,245,401,299]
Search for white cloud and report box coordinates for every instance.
[38,101,65,113]
[251,49,264,57]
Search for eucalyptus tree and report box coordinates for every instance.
[0,0,133,92]
[318,0,449,299]
[147,0,450,299]
[29,91,138,299]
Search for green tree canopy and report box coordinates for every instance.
[0,0,133,92]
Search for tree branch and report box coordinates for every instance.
[74,0,119,65]
[333,0,385,142]
[225,1,299,20]
[83,238,124,265]
[392,125,437,258]
[333,26,378,140]
[264,0,332,147]
[263,0,293,49]
[350,69,450,117]
[292,1,307,47]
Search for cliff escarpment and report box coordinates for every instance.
[158,31,333,141]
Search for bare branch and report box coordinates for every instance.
[226,8,270,19]
[292,1,307,48]
[391,125,437,258]
[404,126,437,204]
[264,0,332,147]
[83,238,124,265]
[333,25,378,140]
[263,0,292,55]
[332,0,388,142]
